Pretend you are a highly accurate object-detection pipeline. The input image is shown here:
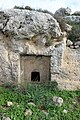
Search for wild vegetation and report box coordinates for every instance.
[0,82,80,120]
[14,5,53,14]
[67,21,80,43]
[14,5,54,18]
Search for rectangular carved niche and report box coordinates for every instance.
[20,55,50,85]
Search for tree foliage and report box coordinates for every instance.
[67,21,80,43]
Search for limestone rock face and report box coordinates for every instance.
[54,8,72,32]
[0,8,80,90]
[0,9,65,86]
[66,39,73,47]
[74,41,80,46]
[52,47,80,90]
[0,9,61,39]
[54,7,71,18]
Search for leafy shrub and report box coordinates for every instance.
[25,6,32,11]
[67,21,80,43]
[1,82,17,90]
[14,5,25,10]
[45,36,53,46]
[14,5,32,11]
[57,18,67,32]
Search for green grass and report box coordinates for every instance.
[0,83,80,120]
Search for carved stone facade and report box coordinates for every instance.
[20,55,50,84]
[0,32,65,87]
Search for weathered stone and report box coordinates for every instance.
[24,109,32,116]
[2,117,11,120]
[74,41,80,46]
[74,45,79,49]
[54,7,71,18]
[0,8,80,90]
[66,39,73,46]
[69,45,74,49]
[54,8,72,32]
[53,96,63,107]
[56,47,80,90]
[7,101,13,107]
[0,9,65,87]
[0,9,61,39]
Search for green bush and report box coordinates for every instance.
[45,36,53,46]
[14,5,25,10]
[67,21,80,43]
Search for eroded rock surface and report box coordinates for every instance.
[0,8,80,90]
[0,9,61,39]
[54,8,72,32]
[0,9,64,85]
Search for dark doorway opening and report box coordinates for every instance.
[31,72,40,82]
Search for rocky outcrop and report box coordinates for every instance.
[0,9,61,39]
[66,39,73,47]
[0,8,80,90]
[54,7,71,18]
[54,8,72,32]
[0,9,65,86]
[52,47,80,90]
